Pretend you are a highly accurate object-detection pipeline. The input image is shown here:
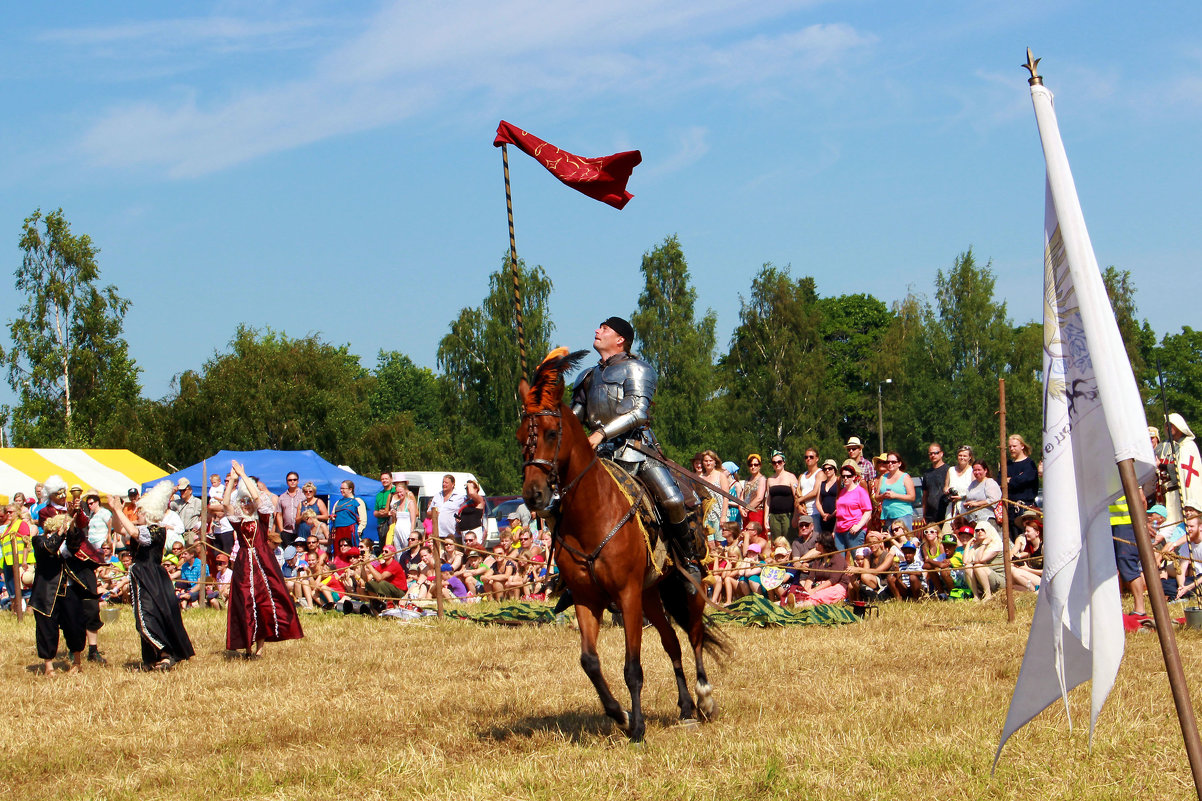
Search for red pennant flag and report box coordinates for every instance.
[494,120,641,210]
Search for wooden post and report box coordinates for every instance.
[12,526,26,622]
[198,462,208,607]
[998,378,1015,623]
[433,539,445,620]
[1119,458,1202,799]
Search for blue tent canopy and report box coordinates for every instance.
[145,449,383,500]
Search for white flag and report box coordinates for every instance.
[996,79,1157,763]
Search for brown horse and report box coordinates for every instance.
[517,347,725,742]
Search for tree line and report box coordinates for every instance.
[4,209,1196,494]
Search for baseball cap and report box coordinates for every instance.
[177,477,191,490]
[1148,504,1169,519]
[282,545,297,560]
[747,543,763,554]
[956,525,974,536]
[942,534,956,545]
[901,541,917,551]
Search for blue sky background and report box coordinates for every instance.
[1,1,1199,402]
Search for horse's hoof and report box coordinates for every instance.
[615,710,630,732]
[696,683,715,721]
[678,717,700,729]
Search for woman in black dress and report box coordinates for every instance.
[814,459,841,536]
[109,482,195,671]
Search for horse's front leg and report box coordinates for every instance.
[575,600,628,730]
[643,587,695,722]
[617,587,646,742]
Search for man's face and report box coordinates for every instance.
[593,323,623,353]
[286,473,299,491]
[380,473,392,489]
[180,485,192,499]
[441,477,454,494]
[928,446,944,465]
[464,532,479,548]
[845,444,862,460]
[1188,518,1202,542]
[1007,438,1022,459]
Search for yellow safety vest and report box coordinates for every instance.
[1109,496,1132,526]
[0,517,32,567]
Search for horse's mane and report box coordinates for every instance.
[525,347,591,413]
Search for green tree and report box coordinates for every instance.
[2,208,141,447]
[719,264,831,462]
[369,350,442,426]
[160,326,373,467]
[1151,327,1202,430]
[816,293,894,454]
[894,249,1040,468]
[630,235,717,461]
[437,257,554,493]
[1102,266,1157,409]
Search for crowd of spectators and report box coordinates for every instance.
[3,415,1201,618]
[0,470,551,618]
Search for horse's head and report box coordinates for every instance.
[518,347,591,511]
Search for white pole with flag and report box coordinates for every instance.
[996,53,1202,796]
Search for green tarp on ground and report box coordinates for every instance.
[706,594,858,627]
[449,595,858,628]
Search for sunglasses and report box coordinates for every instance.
[885,459,899,464]
[771,459,784,465]
[748,461,760,467]
[821,466,835,471]
[841,473,855,478]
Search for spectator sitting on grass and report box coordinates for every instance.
[364,545,408,611]
[437,564,471,601]
[736,542,766,597]
[924,530,958,599]
[711,544,740,606]
[964,521,1004,601]
[214,554,232,607]
[790,535,851,608]
[483,545,517,600]
[1009,517,1043,593]
[848,531,892,602]
[889,541,926,600]
[945,523,975,599]
[457,550,489,596]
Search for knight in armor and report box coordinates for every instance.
[1162,413,1202,539]
[570,316,705,587]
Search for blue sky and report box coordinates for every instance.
[2,1,1200,401]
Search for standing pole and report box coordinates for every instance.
[1119,457,1202,799]
[998,378,1015,623]
[12,526,25,622]
[434,545,445,620]
[501,143,529,383]
[198,462,208,608]
[877,383,885,456]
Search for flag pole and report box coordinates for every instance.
[1118,458,1202,798]
[998,377,1016,623]
[500,143,529,383]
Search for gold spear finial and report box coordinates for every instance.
[1023,48,1043,86]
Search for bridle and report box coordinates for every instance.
[520,406,598,502]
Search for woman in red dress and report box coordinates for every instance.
[223,460,303,657]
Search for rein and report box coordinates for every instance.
[521,404,637,588]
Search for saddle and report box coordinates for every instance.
[598,459,711,587]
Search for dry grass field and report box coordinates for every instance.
[4,595,1202,800]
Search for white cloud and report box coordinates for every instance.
[645,126,711,178]
[69,1,871,177]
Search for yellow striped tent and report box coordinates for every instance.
[0,448,168,500]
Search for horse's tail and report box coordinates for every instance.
[657,570,731,661]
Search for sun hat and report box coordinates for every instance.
[1168,412,1195,439]
[723,461,739,476]
[1149,425,1161,439]
[1148,504,1169,519]
[845,437,863,448]
[821,458,838,469]
[773,546,788,557]
[747,543,763,554]
[840,459,861,476]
